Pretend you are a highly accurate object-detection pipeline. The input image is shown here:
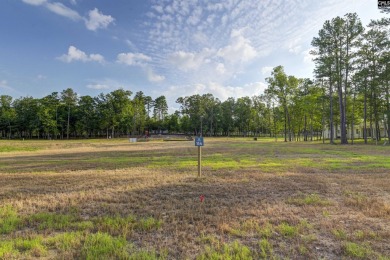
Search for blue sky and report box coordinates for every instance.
[0,0,385,111]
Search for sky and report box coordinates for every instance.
[0,0,386,111]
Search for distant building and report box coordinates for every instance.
[323,122,387,140]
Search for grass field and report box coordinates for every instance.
[0,138,389,259]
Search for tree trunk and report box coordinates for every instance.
[67,104,70,139]
[329,76,335,144]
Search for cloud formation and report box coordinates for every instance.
[117,53,165,83]
[116,52,152,67]
[86,84,110,90]
[21,0,114,31]
[85,8,115,31]
[58,46,105,63]
[0,80,14,91]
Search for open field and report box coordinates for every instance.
[0,138,389,259]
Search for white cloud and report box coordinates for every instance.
[58,46,105,63]
[217,29,257,64]
[86,84,110,90]
[22,0,47,5]
[187,6,202,26]
[22,1,114,31]
[208,82,267,101]
[152,5,164,14]
[0,80,13,91]
[125,39,137,50]
[163,81,267,106]
[37,74,47,80]
[117,52,152,66]
[216,63,226,75]
[117,52,164,83]
[85,8,115,31]
[89,53,105,63]
[169,49,213,72]
[45,2,81,21]
[146,69,165,83]
[85,78,132,91]
[261,66,273,75]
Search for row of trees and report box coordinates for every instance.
[0,89,168,139]
[0,14,388,143]
[311,14,389,144]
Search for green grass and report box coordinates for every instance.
[259,238,273,258]
[81,232,128,260]
[0,236,47,258]
[197,241,253,260]
[343,242,372,258]
[94,215,137,238]
[0,145,40,152]
[287,193,332,206]
[27,212,79,230]
[277,222,298,238]
[332,229,348,240]
[137,216,163,231]
[47,231,84,252]
[0,205,21,234]
[1,138,390,258]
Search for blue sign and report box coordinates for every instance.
[195,137,204,146]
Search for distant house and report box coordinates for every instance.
[323,122,387,140]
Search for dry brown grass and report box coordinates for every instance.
[0,138,389,259]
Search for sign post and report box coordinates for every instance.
[195,137,204,177]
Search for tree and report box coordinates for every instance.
[0,95,16,139]
[266,66,298,142]
[61,88,78,139]
[153,95,168,133]
[220,98,235,136]
[312,13,363,144]
[77,95,97,137]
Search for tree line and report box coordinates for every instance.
[0,14,389,143]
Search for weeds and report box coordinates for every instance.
[277,222,298,238]
[259,238,273,258]
[343,242,372,258]
[0,205,21,234]
[81,232,128,259]
[1,138,389,258]
[198,241,253,260]
[287,193,332,206]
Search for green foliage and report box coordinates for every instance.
[81,232,128,260]
[128,248,166,260]
[0,205,21,234]
[0,146,39,152]
[27,212,78,230]
[14,236,47,257]
[259,238,273,258]
[0,241,18,259]
[137,217,163,231]
[332,229,347,240]
[343,242,371,258]
[277,223,298,238]
[94,215,136,238]
[0,236,47,258]
[47,232,84,251]
[287,193,332,206]
[197,241,253,260]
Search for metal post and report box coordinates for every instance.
[198,145,201,177]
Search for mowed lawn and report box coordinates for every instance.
[0,138,389,259]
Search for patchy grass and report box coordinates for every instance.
[197,240,253,260]
[287,193,332,206]
[0,138,389,259]
[0,205,21,234]
[81,232,128,259]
